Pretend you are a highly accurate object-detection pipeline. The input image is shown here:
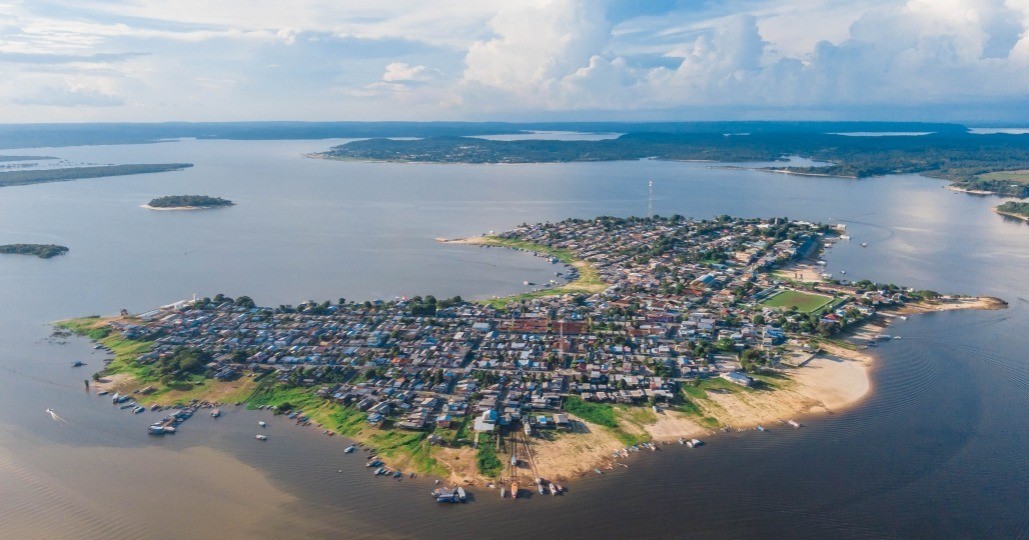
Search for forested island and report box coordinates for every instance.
[318,132,1029,197]
[0,163,193,188]
[0,244,69,259]
[0,155,56,162]
[146,195,234,209]
[995,201,1029,221]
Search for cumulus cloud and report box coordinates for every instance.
[3,0,1029,121]
[462,0,612,102]
[382,62,438,84]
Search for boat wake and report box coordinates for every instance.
[46,408,68,423]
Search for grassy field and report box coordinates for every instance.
[472,236,607,309]
[977,170,1029,183]
[760,289,834,313]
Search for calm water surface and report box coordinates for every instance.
[0,139,1026,539]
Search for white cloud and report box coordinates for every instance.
[382,62,437,83]
[3,0,1029,121]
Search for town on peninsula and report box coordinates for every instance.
[60,214,1005,497]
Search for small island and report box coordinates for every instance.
[995,200,1029,222]
[144,195,234,210]
[0,243,69,259]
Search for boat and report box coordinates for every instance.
[366,459,382,468]
[510,455,518,466]
[132,406,145,414]
[258,421,267,427]
[787,420,801,428]
[147,425,165,435]
[678,438,685,445]
[549,482,559,495]
[111,392,120,403]
[393,471,403,478]
[211,409,221,418]
[500,488,507,498]
[344,445,355,453]
[255,434,267,440]
[150,403,161,411]
[97,390,109,396]
[374,467,385,475]
[119,403,135,410]
[433,487,460,503]
[594,468,603,475]
[162,426,176,433]
[510,482,518,499]
[687,438,703,448]
[457,487,467,501]
[861,242,868,247]
[71,360,85,367]
[757,425,765,432]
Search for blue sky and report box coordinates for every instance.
[2,0,1028,122]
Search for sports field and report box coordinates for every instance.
[759,289,834,313]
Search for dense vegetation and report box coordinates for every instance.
[0,163,193,188]
[148,195,234,208]
[475,440,504,477]
[997,201,1029,217]
[0,243,69,258]
[562,396,618,428]
[322,132,1029,195]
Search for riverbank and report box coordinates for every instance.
[140,205,227,211]
[995,208,1029,223]
[945,185,994,196]
[438,235,607,308]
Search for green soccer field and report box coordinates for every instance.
[759,289,834,313]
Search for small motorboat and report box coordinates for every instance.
[258,421,267,427]
[255,434,268,440]
[344,445,355,453]
[757,425,765,432]
[71,360,85,367]
[132,406,145,414]
[211,409,221,418]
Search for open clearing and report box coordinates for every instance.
[760,289,834,313]
[977,170,1029,184]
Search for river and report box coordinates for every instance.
[0,139,1025,539]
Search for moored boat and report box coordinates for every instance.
[511,482,518,499]
[787,420,801,428]
[211,409,221,417]
[344,445,355,453]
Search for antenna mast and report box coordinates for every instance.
[647,180,654,218]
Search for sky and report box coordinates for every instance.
[2,0,1029,123]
